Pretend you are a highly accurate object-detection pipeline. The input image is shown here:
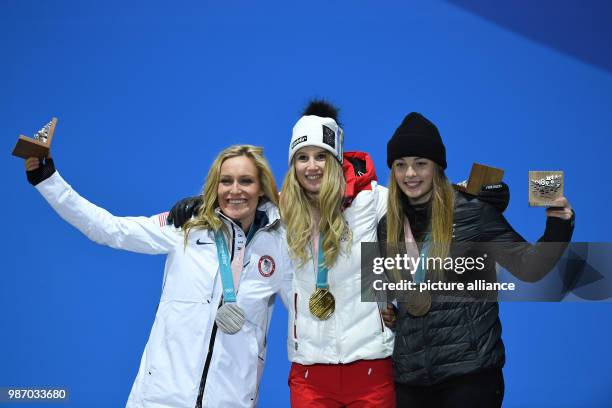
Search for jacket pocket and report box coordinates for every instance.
[140,300,210,407]
[204,323,261,406]
[247,324,263,404]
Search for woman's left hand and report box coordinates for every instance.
[25,156,56,186]
[546,196,573,220]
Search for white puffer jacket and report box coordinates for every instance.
[286,152,394,365]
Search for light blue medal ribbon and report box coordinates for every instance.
[214,230,237,303]
[413,234,431,284]
[213,228,245,334]
[315,235,329,289]
[309,234,336,320]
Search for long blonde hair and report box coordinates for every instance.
[386,164,455,282]
[183,145,278,245]
[279,153,351,268]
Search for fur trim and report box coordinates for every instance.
[303,99,340,124]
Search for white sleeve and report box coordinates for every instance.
[373,182,388,223]
[35,172,179,254]
[279,261,294,310]
[277,230,294,310]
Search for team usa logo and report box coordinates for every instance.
[258,255,276,277]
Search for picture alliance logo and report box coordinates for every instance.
[372,254,488,275]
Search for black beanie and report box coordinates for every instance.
[386,112,447,169]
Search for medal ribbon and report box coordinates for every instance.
[214,228,245,303]
[403,217,430,284]
[313,233,329,289]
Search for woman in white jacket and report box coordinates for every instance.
[24,145,290,408]
[279,101,395,407]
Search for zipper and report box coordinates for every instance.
[196,302,220,408]
[293,293,298,340]
[197,224,233,407]
[222,217,280,289]
[328,262,342,363]
[335,305,342,363]
[314,236,343,363]
[197,212,278,405]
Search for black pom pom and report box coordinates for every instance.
[302,99,340,123]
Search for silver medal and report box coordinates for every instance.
[215,303,246,334]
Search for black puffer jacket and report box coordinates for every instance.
[377,191,574,386]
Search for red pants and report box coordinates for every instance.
[289,358,396,408]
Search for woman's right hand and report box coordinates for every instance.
[25,156,56,186]
[381,303,397,329]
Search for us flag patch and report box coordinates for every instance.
[157,212,169,226]
[258,255,276,277]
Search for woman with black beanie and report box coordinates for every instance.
[379,112,574,407]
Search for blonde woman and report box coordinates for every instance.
[280,101,395,407]
[24,145,289,408]
[379,112,574,407]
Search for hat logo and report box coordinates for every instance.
[258,255,276,277]
[322,125,335,149]
[291,136,308,150]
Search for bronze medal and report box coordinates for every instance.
[309,288,335,320]
[406,289,432,317]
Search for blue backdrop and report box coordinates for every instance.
[2,1,611,407]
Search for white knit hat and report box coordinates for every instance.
[288,115,344,165]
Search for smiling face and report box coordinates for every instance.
[294,146,327,198]
[392,156,435,205]
[217,155,263,231]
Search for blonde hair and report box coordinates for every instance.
[386,164,454,282]
[279,153,351,268]
[183,145,278,245]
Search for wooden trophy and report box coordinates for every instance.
[529,171,564,207]
[11,118,57,159]
[455,163,505,195]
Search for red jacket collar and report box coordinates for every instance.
[342,151,377,206]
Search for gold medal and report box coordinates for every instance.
[406,289,431,317]
[309,288,335,320]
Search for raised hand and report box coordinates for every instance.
[546,197,573,220]
[25,157,56,186]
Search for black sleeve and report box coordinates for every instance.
[477,182,510,213]
[479,202,575,282]
[26,157,56,186]
[166,195,203,228]
[376,215,388,258]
